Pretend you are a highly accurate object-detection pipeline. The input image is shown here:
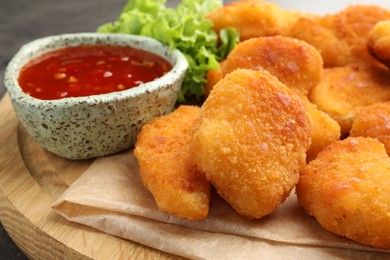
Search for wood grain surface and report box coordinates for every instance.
[0,94,182,259]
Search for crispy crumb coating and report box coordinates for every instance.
[216,36,337,161]
[296,137,390,249]
[192,69,311,219]
[134,105,210,220]
[350,101,390,156]
[309,63,390,136]
[207,0,291,41]
[326,5,390,66]
[221,36,323,96]
[290,5,390,67]
[208,1,390,67]
[368,20,390,68]
[205,66,223,97]
[288,15,352,68]
[302,97,340,162]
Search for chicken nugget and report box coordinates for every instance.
[192,69,311,219]
[302,97,340,162]
[368,20,390,67]
[309,63,390,136]
[207,0,289,41]
[205,66,223,97]
[288,5,390,67]
[134,105,210,220]
[288,16,352,67]
[329,5,390,64]
[296,137,390,249]
[220,36,323,96]
[350,101,390,155]
[217,36,337,161]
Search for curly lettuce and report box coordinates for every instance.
[98,0,238,102]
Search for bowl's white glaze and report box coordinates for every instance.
[4,33,188,159]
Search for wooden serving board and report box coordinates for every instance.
[0,94,182,259]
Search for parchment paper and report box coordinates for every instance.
[52,151,390,259]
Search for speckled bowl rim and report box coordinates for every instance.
[4,33,188,109]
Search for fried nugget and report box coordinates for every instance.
[205,66,223,97]
[221,36,323,96]
[209,2,390,67]
[216,36,336,160]
[302,97,340,161]
[309,63,390,136]
[206,0,294,41]
[134,105,210,220]
[296,137,390,249]
[350,101,390,155]
[368,20,390,67]
[328,5,390,65]
[288,15,352,67]
[288,5,390,67]
[192,69,311,219]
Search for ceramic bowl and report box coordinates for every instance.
[4,33,188,159]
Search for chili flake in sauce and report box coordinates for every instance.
[18,45,172,100]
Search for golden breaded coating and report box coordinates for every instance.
[205,66,223,97]
[302,97,340,162]
[221,36,323,96]
[296,137,390,249]
[328,5,390,64]
[288,5,390,67]
[207,0,288,41]
[208,2,390,68]
[134,105,210,220]
[288,16,352,68]
[350,101,390,155]
[215,36,337,161]
[309,63,390,136]
[192,69,311,219]
[368,20,390,67]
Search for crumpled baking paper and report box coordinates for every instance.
[52,151,390,259]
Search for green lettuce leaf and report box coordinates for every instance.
[98,0,239,102]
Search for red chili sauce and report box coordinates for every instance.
[18,45,172,100]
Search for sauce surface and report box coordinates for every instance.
[18,45,172,100]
